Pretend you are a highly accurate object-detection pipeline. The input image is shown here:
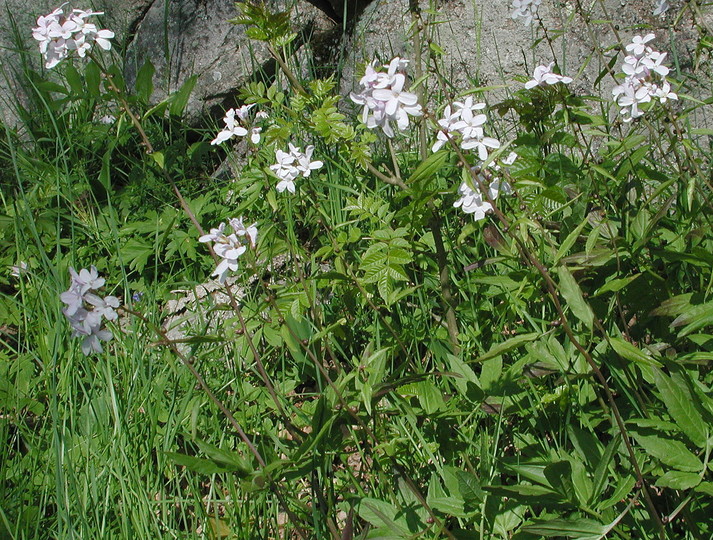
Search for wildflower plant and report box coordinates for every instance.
[5,1,713,538]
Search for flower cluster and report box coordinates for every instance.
[511,0,542,25]
[61,266,120,355]
[199,218,258,284]
[612,34,677,122]
[269,144,323,194]
[431,97,501,161]
[211,105,266,146]
[525,62,573,89]
[32,5,114,69]
[350,57,423,138]
[454,153,517,221]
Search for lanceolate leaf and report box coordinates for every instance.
[631,431,703,472]
[653,368,708,448]
[556,266,594,330]
[522,517,608,538]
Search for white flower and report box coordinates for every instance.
[613,34,675,121]
[211,108,248,145]
[200,219,257,284]
[454,182,493,221]
[350,57,423,138]
[229,217,258,248]
[454,167,513,221]
[653,79,678,103]
[626,34,656,57]
[511,0,541,25]
[432,98,502,162]
[32,6,114,68]
[270,144,323,194]
[525,62,573,89]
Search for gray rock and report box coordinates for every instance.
[341,0,708,120]
[124,0,337,125]
[0,0,336,128]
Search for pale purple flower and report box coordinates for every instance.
[613,34,675,122]
[199,218,258,284]
[525,62,573,89]
[32,6,114,68]
[270,144,323,194]
[60,266,120,355]
[350,57,422,138]
[653,0,670,16]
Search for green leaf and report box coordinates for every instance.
[694,482,713,496]
[671,301,713,337]
[554,216,588,264]
[407,150,449,185]
[135,58,155,103]
[165,452,242,475]
[472,333,540,364]
[455,470,484,504]
[592,274,641,297]
[65,63,83,95]
[522,517,607,539]
[653,368,708,448]
[557,266,594,330]
[416,381,445,414]
[193,440,251,475]
[609,337,662,367]
[356,498,409,533]
[169,75,197,117]
[631,431,703,472]
[655,471,701,490]
[427,473,466,518]
[121,238,154,272]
